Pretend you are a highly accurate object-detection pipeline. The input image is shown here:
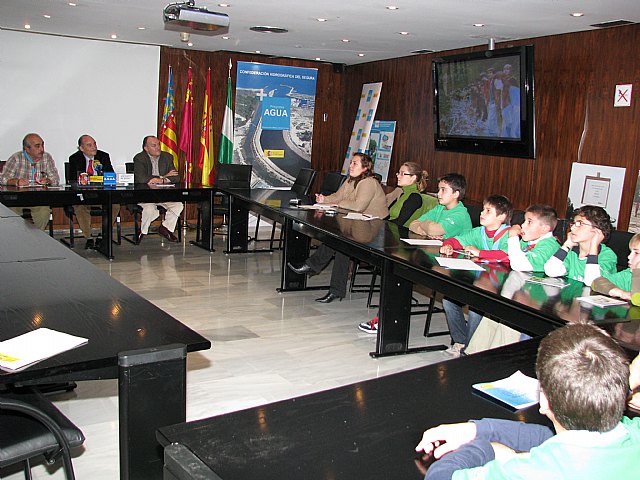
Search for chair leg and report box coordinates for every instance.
[253,214,261,242]
[367,270,378,308]
[48,212,54,238]
[268,222,277,251]
[195,206,202,244]
[423,292,449,337]
[115,214,122,245]
[68,214,75,248]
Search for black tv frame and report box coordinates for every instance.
[432,45,535,159]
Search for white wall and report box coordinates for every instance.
[0,30,159,178]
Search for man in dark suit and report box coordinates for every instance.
[133,135,183,243]
[68,134,120,248]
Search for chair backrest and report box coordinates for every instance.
[125,162,134,174]
[291,168,316,195]
[607,229,634,271]
[511,209,525,226]
[64,162,71,185]
[553,218,570,244]
[465,203,482,228]
[373,173,383,182]
[320,172,346,195]
[216,164,252,189]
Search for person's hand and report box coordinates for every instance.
[508,224,522,238]
[428,235,444,240]
[14,178,29,186]
[562,238,576,250]
[165,169,179,178]
[315,193,326,204]
[464,246,480,258]
[148,177,163,185]
[409,220,427,236]
[589,228,605,254]
[440,244,454,256]
[609,288,631,301]
[415,422,477,459]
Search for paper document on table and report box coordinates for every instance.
[150,184,175,188]
[472,370,539,411]
[436,257,485,271]
[0,328,88,372]
[401,238,443,246]
[297,203,335,210]
[576,295,628,307]
[343,212,379,221]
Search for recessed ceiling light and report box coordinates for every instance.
[111,34,117,39]
[341,38,350,43]
[398,31,409,35]
[357,53,365,57]
[473,23,485,27]
[386,6,399,10]
[315,57,321,61]
[317,18,327,22]
[43,14,51,19]
[68,2,77,6]
[137,26,146,30]
[255,50,261,53]
[571,12,584,17]
[218,3,230,7]
[222,36,230,40]
[188,42,193,46]
[24,24,31,29]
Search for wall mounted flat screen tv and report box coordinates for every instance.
[433,45,535,158]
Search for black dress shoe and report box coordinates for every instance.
[158,225,179,242]
[84,238,94,249]
[137,232,145,244]
[315,292,343,303]
[287,262,313,275]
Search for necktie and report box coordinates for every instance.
[87,159,94,175]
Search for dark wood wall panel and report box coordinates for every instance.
[340,24,640,228]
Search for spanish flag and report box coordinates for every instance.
[199,68,214,186]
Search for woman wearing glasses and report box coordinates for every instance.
[287,153,388,303]
[386,162,435,227]
[544,205,617,285]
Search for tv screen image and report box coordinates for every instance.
[433,46,535,158]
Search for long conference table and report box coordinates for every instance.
[0,182,217,259]
[0,202,211,479]
[222,188,639,356]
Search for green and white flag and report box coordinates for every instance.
[219,67,234,165]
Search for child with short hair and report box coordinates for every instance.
[409,173,472,240]
[506,204,560,271]
[592,232,640,306]
[439,195,513,356]
[415,323,640,480]
[544,205,617,285]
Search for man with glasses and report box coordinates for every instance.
[544,205,617,285]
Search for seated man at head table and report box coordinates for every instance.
[68,134,121,249]
[0,133,60,230]
[416,323,640,480]
[133,135,183,244]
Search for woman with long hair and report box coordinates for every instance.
[287,153,388,303]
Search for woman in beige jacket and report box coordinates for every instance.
[287,153,388,303]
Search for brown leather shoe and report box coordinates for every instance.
[158,225,179,242]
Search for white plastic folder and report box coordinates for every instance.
[472,370,539,411]
[0,328,88,372]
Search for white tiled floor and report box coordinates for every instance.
[2,228,452,479]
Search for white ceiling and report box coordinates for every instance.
[1,0,639,65]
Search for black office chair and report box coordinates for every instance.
[61,162,121,248]
[253,167,316,251]
[0,388,85,480]
[319,172,346,195]
[607,229,634,271]
[195,164,253,243]
[123,162,182,245]
[466,203,482,228]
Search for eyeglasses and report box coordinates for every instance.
[396,172,415,176]
[570,220,593,228]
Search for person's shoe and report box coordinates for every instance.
[315,292,343,303]
[444,343,465,358]
[158,225,179,243]
[84,238,94,249]
[94,237,103,249]
[358,316,378,334]
[136,232,145,245]
[287,262,313,275]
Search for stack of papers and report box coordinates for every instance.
[401,239,443,246]
[472,370,539,411]
[0,328,88,372]
[343,212,379,221]
[525,276,569,288]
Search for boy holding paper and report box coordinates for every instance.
[592,232,640,305]
[415,323,640,480]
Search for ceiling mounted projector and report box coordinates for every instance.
[164,1,230,35]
